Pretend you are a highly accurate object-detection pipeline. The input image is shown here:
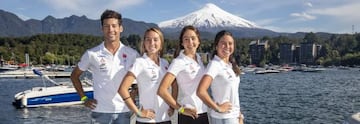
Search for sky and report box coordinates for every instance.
[1,0,359,34]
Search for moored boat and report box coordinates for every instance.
[0,64,19,72]
[12,85,93,108]
[301,67,325,72]
[254,69,280,74]
[345,112,360,124]
[12,69,93,108]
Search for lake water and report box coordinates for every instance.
[0,68,359,123]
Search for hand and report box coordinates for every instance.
[238,113,244,124]
[84,99,97,109]
[217,101,232,113]
[181,107,198,119]
[138,108,156,119]
[239,118,244,124]
[168,107,174,116]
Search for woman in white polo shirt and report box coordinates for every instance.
[118,28,171,124]
[157,25,209,124]
[197,30,244,124]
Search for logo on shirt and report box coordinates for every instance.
[151,68,158,82]
[189,63,196,74]
[99,57,107,71]
[122,53,127,63]
[226,69,233,79]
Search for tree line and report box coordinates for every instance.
[0,32,359,67]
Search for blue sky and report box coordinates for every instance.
[1,0,359,34]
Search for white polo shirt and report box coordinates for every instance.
[78,41,138,113]
[205,55,241,119]
[128,54,170,123]
[167,50,207,114]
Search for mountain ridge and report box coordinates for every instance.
[0,8,335,39]
[0,9,158,37]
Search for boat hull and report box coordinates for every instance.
[13,86,93,108]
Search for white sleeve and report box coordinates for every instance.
[128,58,144,77]
[167,59,183,76]
[204,60,219,79]
[77,50,91,71]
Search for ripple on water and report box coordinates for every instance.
[240,69,360,123]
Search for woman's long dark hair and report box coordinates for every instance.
[212,30,241,76]
[173,25,201,58]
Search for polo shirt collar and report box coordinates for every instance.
[100,41,124,54]
[214,55,232,68]
[179,50,201,63]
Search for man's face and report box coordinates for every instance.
[102,18,123,42]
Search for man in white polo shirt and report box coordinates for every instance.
[71,9,139,124]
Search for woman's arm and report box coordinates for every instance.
[118,72,154,119]
[158,72,198,118]
[171,80,178,102]
[167,80,178,116]
[157,73,180,109]
[197,75,231,113]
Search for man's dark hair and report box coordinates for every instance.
[100,9,122,26]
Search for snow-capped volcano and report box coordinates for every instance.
[158,3,259,29]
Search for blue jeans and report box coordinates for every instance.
[210,117,238,124]
[91,112,131,124]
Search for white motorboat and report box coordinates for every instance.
[0,64,19,72]
[254,69,280,74]
[345,112,360,124]
[12,69,93,108]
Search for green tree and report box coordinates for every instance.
[127,34,141,51]
[303,32,319,43]
[43,52,57,64]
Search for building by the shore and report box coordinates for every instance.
[249,40,269,66]
[279,42,322,65]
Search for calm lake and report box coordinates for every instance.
[0,68,359,123]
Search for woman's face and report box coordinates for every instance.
[216,35,234,58]
[181,30,200,53]
[144,31,162,54]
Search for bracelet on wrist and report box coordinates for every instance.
[136,111,142,117]
[178,106,185,114]
[215,106,221,113]
[80,96,88,102]
[122,96,131,101]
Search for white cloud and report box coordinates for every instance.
[16,13,30,21]
[14,8,30,20]
[224,0,296,16]
[17,7,26,11]
[42,0,83,11]
[305,2,313,7]
[40,0,145,19]
[290,12,316,21]
[105,0,144,11]
[308,2,360,23]
[255,18,280,26]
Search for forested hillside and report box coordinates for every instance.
[0,32,359,66]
